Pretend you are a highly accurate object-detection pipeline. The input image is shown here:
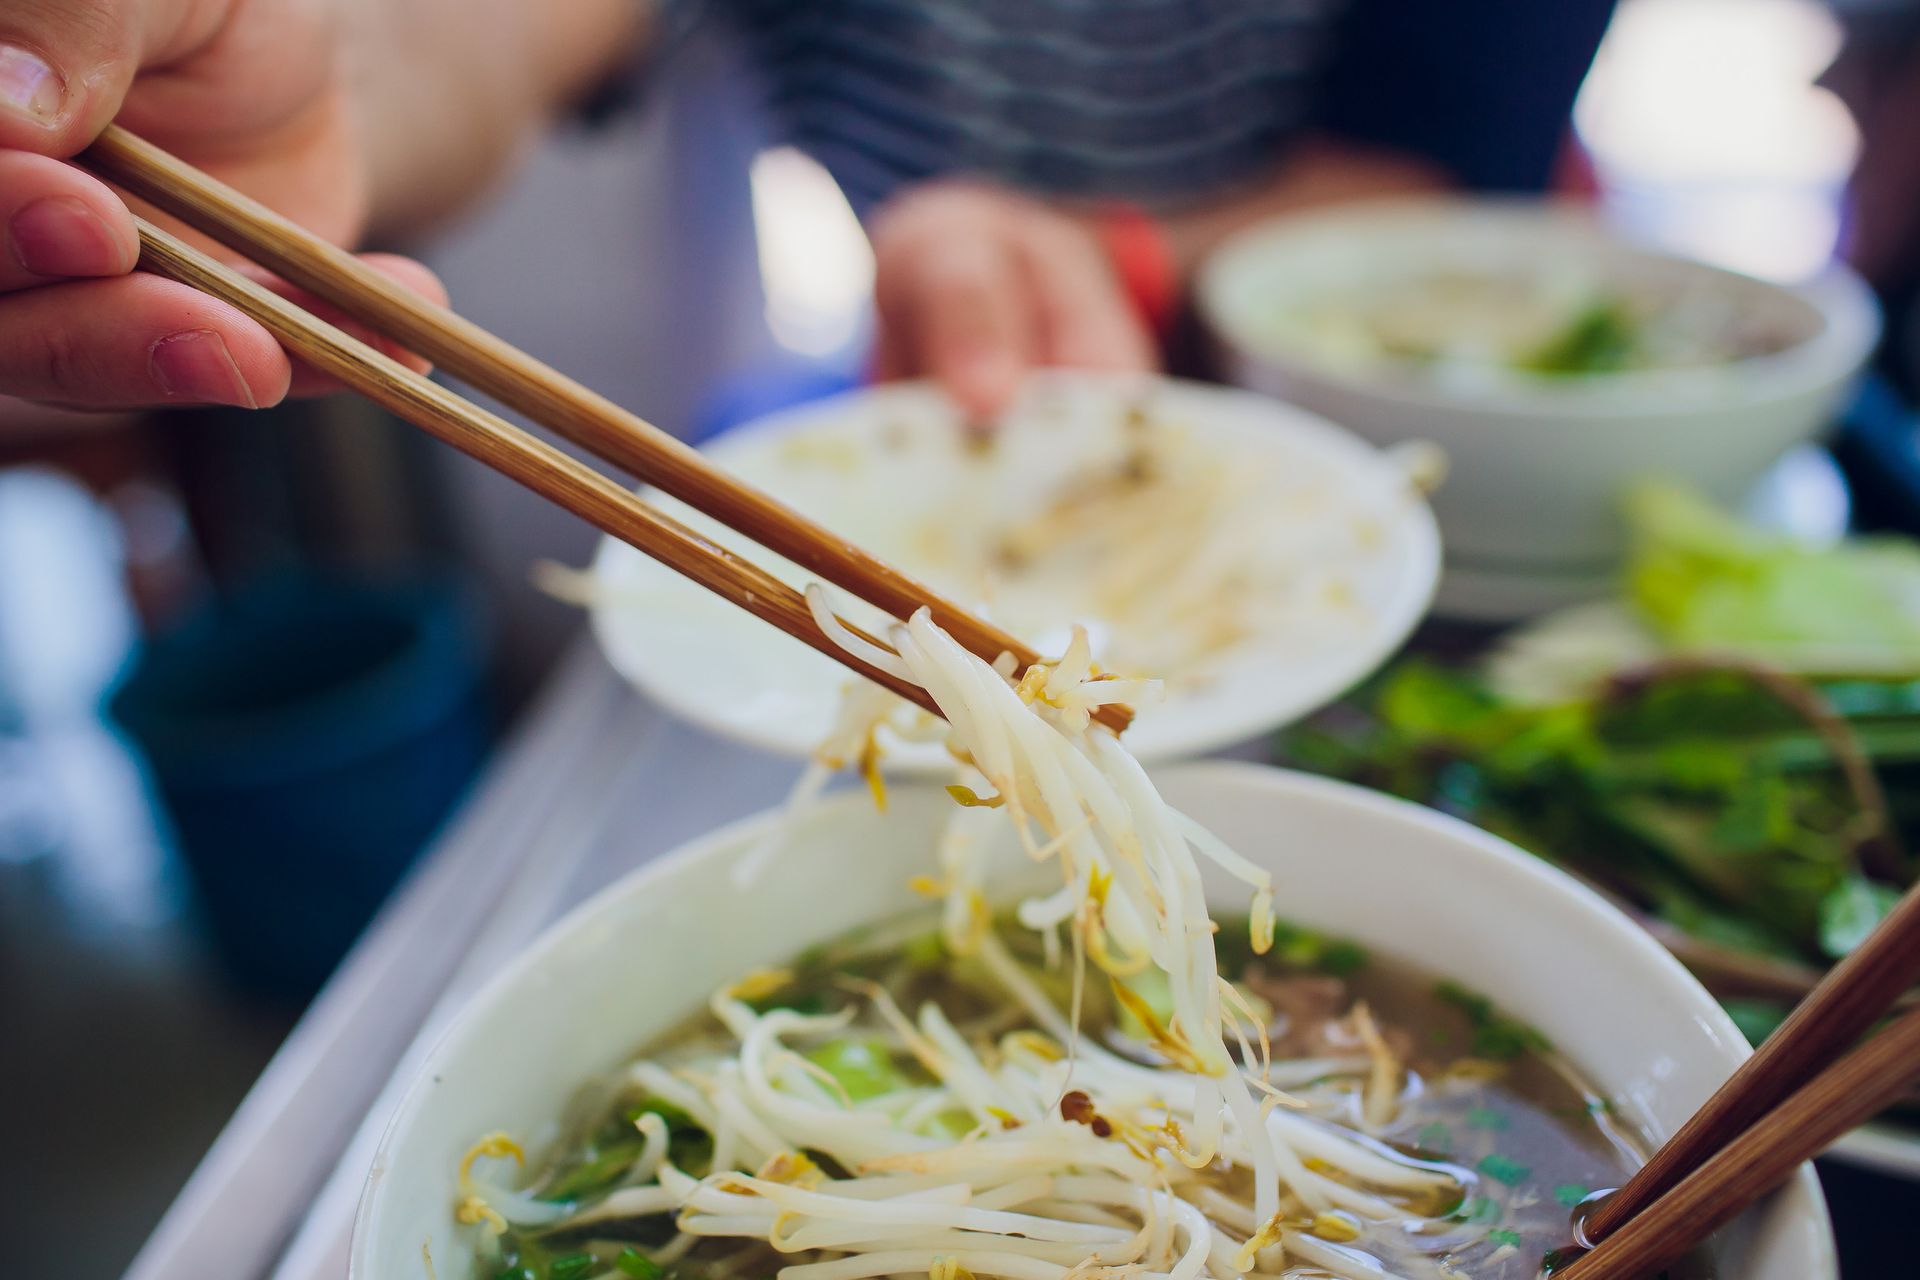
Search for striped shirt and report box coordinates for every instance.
[664,0,1617,214]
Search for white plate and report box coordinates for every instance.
[589,373,1440,770]
[351,763,1835,1280]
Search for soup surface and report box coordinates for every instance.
[1266,269,1803,382]
[460,912,1705,1280]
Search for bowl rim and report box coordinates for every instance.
[1195,196,1881,421]
[349,760,1837,1280]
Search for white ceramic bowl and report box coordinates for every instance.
[351,763,1834,1280]
[1198,199,1879,617]
[590,373,1439,769]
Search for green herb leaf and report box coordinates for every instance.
[1253,919,1371,976]
[623,1096,694,1131]
[616,1249,664,1280]
[1436,981,1552,1060]
[1817,875,1901,960]
[1721,996,1791,1046]
[1625,481,1920,669]
[1319,939,1369,976]
[542,1138,644,1202]
[1521,300,1640,375]
[1476,1153,1531,1185]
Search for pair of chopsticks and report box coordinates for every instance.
[77,125,1132,735]
[1557,879,1920,1278]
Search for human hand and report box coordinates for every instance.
[868,181,1159,422]
[0,0,443,411]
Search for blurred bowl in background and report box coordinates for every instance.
[1197,198,1879,619]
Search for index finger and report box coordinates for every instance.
[0,149,137,288]
[1020,219,1158,375]
[880,233,1034,422]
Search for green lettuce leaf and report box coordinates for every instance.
[1625,482,1920,672]
[1817,874,1902,959]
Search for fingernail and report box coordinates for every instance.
[0,45,64,122]
[9,197,123,277]
[149,330,258,408]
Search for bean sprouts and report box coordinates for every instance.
[458,609,1474,1280]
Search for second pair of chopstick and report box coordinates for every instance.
[80,125,1132,735]
[1557,879,1920,1278]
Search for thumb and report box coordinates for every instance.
[0,0,214,155]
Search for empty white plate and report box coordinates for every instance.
[589,372,1439,770]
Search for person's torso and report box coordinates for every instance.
[713,0,1346,211]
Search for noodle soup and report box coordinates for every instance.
[456,912,1706,1280]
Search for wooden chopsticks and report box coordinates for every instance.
[1557,880,1920,1278]
[130,216,951,719]
[84,126,1131,735]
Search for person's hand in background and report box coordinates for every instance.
[867,181,1160,422]
[0,0,453,412]
[865,144,1446,422]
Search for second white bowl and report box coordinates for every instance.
[1198,199,1878,615]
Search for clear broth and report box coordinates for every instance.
[472,911,1709,1280]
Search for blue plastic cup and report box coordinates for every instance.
[111,573,491,1001]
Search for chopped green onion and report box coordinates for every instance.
[1435,981,1552,1060]
[616,1249,664,1280]
[1415,1121,1451,1154]
[1553,1183,1591,1208]
[1476,1153,1531,1185]
[622,1096,695,1130]
[1487,1227,1523,1248]
[1319,939,1368,976]
[1464,1106,1508,1131]
[542,1138,644,1201]
[548,1255,595,1280]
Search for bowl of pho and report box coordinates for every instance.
[1196,199,1877,621]
[353,617,1833,1280]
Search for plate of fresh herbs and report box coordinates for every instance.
[1282,481,1920,1176]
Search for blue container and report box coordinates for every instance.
[693,363,859,442]
[111,574,491,1000]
